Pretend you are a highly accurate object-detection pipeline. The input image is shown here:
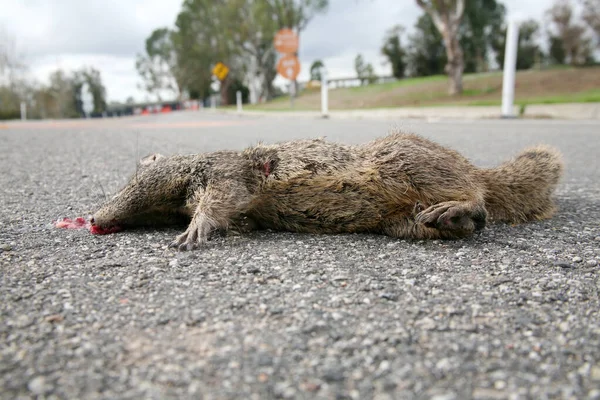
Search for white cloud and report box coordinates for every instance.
[1,0,179,57]
[0,0,556,102]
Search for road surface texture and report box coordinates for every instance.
[1,112,599,400]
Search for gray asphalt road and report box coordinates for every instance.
[1,112,599,400]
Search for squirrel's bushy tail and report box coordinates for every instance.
[479,146,564,223]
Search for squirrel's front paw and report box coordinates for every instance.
[168,215,214,251]
[169,231,205,251]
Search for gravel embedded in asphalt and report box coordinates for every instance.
[1,113,599,399]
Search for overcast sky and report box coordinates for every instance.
[1,0,555,103]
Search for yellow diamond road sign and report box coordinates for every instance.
[212,62,229,81]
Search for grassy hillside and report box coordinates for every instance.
[247,67,600,111]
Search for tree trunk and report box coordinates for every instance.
[261,53,277,102]
[416,0,465,96]
[442,29,464,96]
[220,76,231,106]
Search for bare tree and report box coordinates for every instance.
[547,0,592,65]
[0,30,31,116]
[580,0,600,46]
[0,30,12,82]
[415,0,466,95]
[0,30,27,89]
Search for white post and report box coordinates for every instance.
[210,95,216,110]
[320,68,329,118]
[20,102,27,120]
[236,90,242,113]
[502,19,519,118]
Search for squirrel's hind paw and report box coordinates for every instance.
[415,201,487,235]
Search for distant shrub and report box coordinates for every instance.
[0,110,20,120]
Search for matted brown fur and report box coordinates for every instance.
[91,132,564,250]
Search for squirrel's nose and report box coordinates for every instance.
[89,217,95,224]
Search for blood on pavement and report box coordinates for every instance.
[54,217,121,235]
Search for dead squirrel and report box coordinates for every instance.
[90,132,564,250]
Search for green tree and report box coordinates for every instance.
[406,13,446,77]
[460,0,506,73]
[30,68,105,118]
[267,0,329,32]
[172,0,231,103]
[141,0,329,105]
[354,54,365,83]
[79,67,107,114]
[354,54,377,85]
[381,25,407,79]
[226,0,279,101]
[310,60,324,81]
[226,78,250,104]
[549,36,567,64]
[48,69,77,118]
[364,64,377,84]
[0,86,20,119]
[136,28,180,101]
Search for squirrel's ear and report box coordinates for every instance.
[139,153,166,166]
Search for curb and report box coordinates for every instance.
[209,103,600,121]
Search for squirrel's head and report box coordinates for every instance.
[91,153,192,231]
